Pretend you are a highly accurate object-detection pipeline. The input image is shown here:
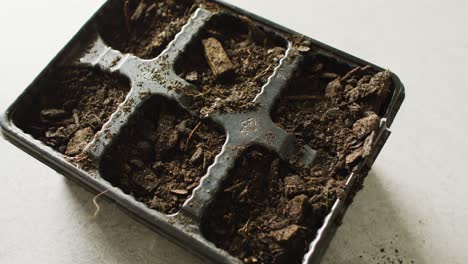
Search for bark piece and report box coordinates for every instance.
[324,79,343,98]
[185,71,198,82]
[285,194,309,223]
[170,189,189,195]
[346,148,363,164]
[65,127,94,156]
[270,224,305,243]
[130,1,147,21]
[190,147,204,164]
[352,112,380,139]
[40,109,67,121]
[284,175,306,197]
[362,131,376,157]
[202,37,234,79]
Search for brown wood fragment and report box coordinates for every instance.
[123,0,132,32]
[190,147,204,164]
[362,131,376,157]
[346,147,363,164]
[318,72,340,79]
[185,71,198,82]
[285,195,309,223]
[340,66,361,82]
[185,121,202,151]
[310,62,324,73]
[352,112,380,139]
[130,1,147,21]
[65,127,94,156]
[170,189,189,195]
[40,109,67,121]
[270,224,305,243]
[297,46,310,53]
[202,37,234,79]
[224,181,246,192]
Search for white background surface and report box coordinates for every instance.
[1,1,467,263]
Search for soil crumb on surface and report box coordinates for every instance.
[176,15,286,114]
[100,96,225,214]
[97,0,195,59]
[15,67,131,156]
[203,54,393,264]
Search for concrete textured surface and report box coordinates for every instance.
[1,1,467,263]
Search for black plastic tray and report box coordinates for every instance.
[0,1,405,263]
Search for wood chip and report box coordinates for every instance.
[362,131,376,157]
[40,109,67,121]
[310,62,324,73]
[185,71,198,82]
[190,147,204,164]
[270,224,304,243]
[170,189,189,195]
[123,0,132,32]
[319,72,340,79]
[285,194,309,223]
[340,66,361,82]
[185,121,201,151]
[352,112,380,139]
[202,37,235,79]
[131,1,147,21]
[346,148,363,164]
[224,181,246,192]
[65,127,94,156]
[297,46,310,53]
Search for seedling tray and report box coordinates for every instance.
[0,1,404,263]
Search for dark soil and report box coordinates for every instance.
[273,54,392,179]
[100,96,226,214]
[175,15,287,114]
[202,54,393,264]
[97,0,196,59]
[202,146,343,264]
[15,66,131,156]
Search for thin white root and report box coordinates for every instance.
[93,189,110,218]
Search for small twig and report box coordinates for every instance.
[93,189,110,217]
[203,38,234,79]
[73,113,80,126]
[123,0,132,32]
[202,152,207,170]
[238,217,251,237]
[73,153,88,162]
[252,64,273,83]
[267,215,278,225]
[185,121,201,151]
[319,72,339,79]
[224,180,246,192]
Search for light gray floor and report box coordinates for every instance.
[1,1,467,263]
